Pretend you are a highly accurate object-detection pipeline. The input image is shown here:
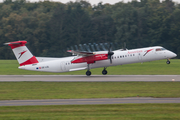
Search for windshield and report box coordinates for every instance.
[156,48,166,51]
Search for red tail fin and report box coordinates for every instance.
[5,41,39,66]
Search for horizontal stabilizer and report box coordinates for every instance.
[4,41,27,45]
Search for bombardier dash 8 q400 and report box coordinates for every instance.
[5,41,177,76]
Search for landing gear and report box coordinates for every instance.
[166,59,170,64]
[86,70,91,76]
[86,64,91,76]
[102,67,107,75]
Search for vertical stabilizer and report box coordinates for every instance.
[4,41,39,66]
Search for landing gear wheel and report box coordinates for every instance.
[86,70,91,76]
[166,60,170,64]
[102,70,107,75]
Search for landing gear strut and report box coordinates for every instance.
[166,59,170,64]
[102,67,107,75]
[86,64,91,76]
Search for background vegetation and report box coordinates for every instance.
[0,0,180,59]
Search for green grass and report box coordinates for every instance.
[0,60,180,119]
[0,82,180,100]
[0,104,180,120]
[0,59,179,75]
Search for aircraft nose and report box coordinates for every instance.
[173,53,177,57]
[170,51,177,58]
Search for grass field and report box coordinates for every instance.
[0,59,179,75]
[0,59,180,120]
[0,104,180,120]
[0,82,180,100]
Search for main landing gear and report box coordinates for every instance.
[166,59,170,64]
[86,70,91,76]
[85,64,108,76]
[102,67,107,75]
[86,64,91,76]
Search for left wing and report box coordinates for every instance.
[67,50,95,56]
[67,50,108,64]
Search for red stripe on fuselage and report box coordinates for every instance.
[20,56,39,66]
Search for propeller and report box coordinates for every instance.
[107,44,114,64]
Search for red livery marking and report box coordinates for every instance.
[20,56,39,66]
[146,49,153,53]
[71,54,108,64]
[143,49,153,56]
[18,50,27,59]
[128,50,142,54]
[8,41,27,49]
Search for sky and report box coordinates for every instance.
[0,0,180,5]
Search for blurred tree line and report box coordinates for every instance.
[0,0,180,59]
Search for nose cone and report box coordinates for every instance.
[173,53,177,58]
[169,51,177,58]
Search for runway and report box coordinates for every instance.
[1,98,180,106]
[0,75,180,82]
[0,75,180,106]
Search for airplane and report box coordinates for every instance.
[4,40,177,76]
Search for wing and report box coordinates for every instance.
[67,50,94,56]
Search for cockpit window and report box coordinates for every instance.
[156,48,166,51]
[161,48,166,50]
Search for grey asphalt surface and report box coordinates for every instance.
[0,75,180,82]
[0,75,179,106]
[1,98,180,106]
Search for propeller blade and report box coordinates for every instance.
[110,57,112,64]
[108,50,114,64]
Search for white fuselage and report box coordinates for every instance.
[18,46,177,72]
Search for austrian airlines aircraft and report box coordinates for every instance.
[5,41,177,76]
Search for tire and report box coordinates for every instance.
[102,70,107,75]
[86,71,91,76]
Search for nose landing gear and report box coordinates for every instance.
[166,59,170,64]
